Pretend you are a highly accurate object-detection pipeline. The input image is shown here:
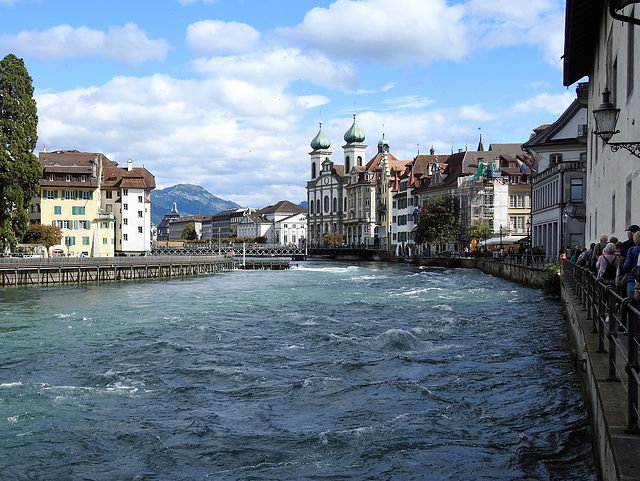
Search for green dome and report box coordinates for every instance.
[377,134,390,153]
[310,122,331,150]
[343,113,365,144]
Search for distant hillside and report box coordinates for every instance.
[151,184,240,225]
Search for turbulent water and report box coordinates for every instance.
[0,261,595,480]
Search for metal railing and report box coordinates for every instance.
[563,260,640,434]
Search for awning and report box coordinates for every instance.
[478,235,528,246]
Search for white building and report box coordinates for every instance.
[523,95,588,255]
[563,1,640,242]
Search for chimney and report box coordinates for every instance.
[127,158,133,171]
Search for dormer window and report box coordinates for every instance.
[65,175,71,182]
[49,174,54,181]
[550,153,562,164]
[81,175,87,182]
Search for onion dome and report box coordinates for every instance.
[343,113,365,144]
[377,133,390,153]
[310,122,331,150]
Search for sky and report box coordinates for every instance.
[0,0,576,208]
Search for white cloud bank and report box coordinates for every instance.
[0,23,171,64]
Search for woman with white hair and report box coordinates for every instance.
[596,242,618,285]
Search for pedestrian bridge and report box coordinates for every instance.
[150,244,379,260]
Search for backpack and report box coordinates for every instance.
[602,255,617,280]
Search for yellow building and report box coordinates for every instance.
[30,151,117,257]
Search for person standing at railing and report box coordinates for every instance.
[622,231,640,298]
[596,243,619,285]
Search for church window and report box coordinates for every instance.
[324,196,330,213]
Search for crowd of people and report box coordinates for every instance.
[570,224,640,303]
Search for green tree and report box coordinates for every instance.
[413,194,460,246]
[182,222,197,240]
[22,223,62,255]
[322,233,345,246]
[0,54,41,252]
[466,220,493,244]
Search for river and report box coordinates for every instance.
[0,261,595,480]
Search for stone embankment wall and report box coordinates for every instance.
[413,257,547,289]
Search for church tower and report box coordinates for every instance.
[342,113,367,174]
[309,121,331,180]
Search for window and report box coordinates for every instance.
[78,220,90,230]
[324,196,329,213]
[66,175,72,182]
[123,203,128,211]
[63,190,76,200]
[72,206,85,215]
[509,195,525,208]
[62,220,72,229]
[102,238,108,245]
[54,206,62,215]
[122,189,128,196]
[106,191,112,199]
[137,210,143,218]
[106,204,112,213]
[100,221,109,229]
[138,195,143,203]
[81,191,92,200]
[49,174,54,181]
[82,236,90,246]
[64,236,75,246]
[123,218,128,225]
[123,234,128,241]
[44,189,57,199]
[138,226,143,233]
[81,175,87,182]
[550,153,563,164]
[570,178,583,203]
[510,176,520,185]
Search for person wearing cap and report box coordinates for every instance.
[621,225,640,259]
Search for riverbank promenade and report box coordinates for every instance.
[562,261,640,481]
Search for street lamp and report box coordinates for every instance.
[217,227,220,255]
[593,88,640,158]
[499,224,503,252]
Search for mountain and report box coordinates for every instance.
[151,184,240,225]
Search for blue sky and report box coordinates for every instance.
[0,0,575,208]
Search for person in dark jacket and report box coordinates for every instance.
[622,231,640,298]
[620,224,640,260]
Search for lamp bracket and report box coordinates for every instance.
[610,0,640,25]
[609,142,640,158]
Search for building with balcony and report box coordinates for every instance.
[31,151,155,257]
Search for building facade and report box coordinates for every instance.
[563,0,640,244]
[32,151,155,257]
[523,96,588,256]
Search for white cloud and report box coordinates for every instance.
[186,20,259,55]
[192,47,358,91]
[0,0,22,5]
[279,0,469,66]
[0,23,171,64]
[278,0,564,69]
[465,0,566,67]
[35,74,317,207]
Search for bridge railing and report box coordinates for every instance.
[563,260,640,434]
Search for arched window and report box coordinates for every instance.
[344,197,347,212]
[345,156,351,173]
[332,197,337,213]
[311,163,316,178]
[316,199,320,215]
[324,196,330,213]
[309,200,314,215]
[357,156,362,166]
